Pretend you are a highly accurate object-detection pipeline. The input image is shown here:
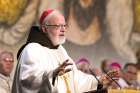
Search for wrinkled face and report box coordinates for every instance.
[0,53,14,76]
[43,13,67,46]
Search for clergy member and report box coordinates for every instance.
[12,9,118,93]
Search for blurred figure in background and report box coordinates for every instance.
[76,57,102,76]
[136,50,140,86]
[76,57,91,74]
[0,51,14,93]
[109,62,122,78]
[108,61,122,89]
[119,63,140,89]
[101,59,111,74]
[136,50,140,70]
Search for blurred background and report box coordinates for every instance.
[0,0,140,80]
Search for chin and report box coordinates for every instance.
[53,37,66,45]
[59,38,66,44]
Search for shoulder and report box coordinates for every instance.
[17,43,43,60]
[118,78,128,85]
[59,45,67,53]
[21,43,45,58]
[25,43,43,50]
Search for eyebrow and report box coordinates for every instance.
[46,24,67,26]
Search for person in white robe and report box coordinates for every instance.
[0,51,14,93]
[12,9,118,93]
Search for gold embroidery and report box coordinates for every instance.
[63,74,71,93]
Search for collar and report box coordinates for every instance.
[27,26,59,49]
[17,26,59,59]
[0,73,10,81]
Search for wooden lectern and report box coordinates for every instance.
[84,89,140,93]
[83,88,107,93]
[108,89,140,93]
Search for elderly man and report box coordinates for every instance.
[12,9,118,93]
[0,51,14,93]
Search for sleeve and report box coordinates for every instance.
[74,70,98,92]
[67,57,98,92]
[19,43,53,91]
[68,57,98,92]
[59,46,98,92]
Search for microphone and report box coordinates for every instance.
[89,68,122,89]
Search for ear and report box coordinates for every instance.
[41,25,48,33]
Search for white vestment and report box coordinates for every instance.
[118,78,129,88]
[19,43,98,93]
[0,73,12,93]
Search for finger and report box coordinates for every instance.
[61,61,73,68]
[58,68,65,71]
[58,71,65,76]
[56,63,71,73]
[58,68,72,76]
[64,68,72,73]
[107,70,118,77]
[63,63,73,68]
[107,72,119,81]
[112,71,119,77]
[53,67,65,76]
[64,59,69,63]
[59,63,72,70]
[60,59,69,67]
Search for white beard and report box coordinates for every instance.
[51,36,66,45]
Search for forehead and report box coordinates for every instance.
[47,13,65,24]
[127,65,137,71]
[0,52,13,59]
[111,66,120,69]
[77,62,89,66]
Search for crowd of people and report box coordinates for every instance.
[76,57,140,90]
[0,9,139,93]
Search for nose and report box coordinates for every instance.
[60,26,66,33]
[60,29,65,32]
[6,61,13,66]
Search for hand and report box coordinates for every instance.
[53,59,73,77]
[106,69,119,81]
[99,69,119,86]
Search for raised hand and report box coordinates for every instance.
[53,59,73,77]
[99,69,119,87]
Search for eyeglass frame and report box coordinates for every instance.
[44,24,68,30]
[1,57,14,63]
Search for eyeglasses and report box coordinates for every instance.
[127,71,137,75]
[45,24,68,30]
[1,58,14,63]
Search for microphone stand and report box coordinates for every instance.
[89,68,103,90]
[84,68,107,93]
[105,72,122,89]
[89,67,122,89]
